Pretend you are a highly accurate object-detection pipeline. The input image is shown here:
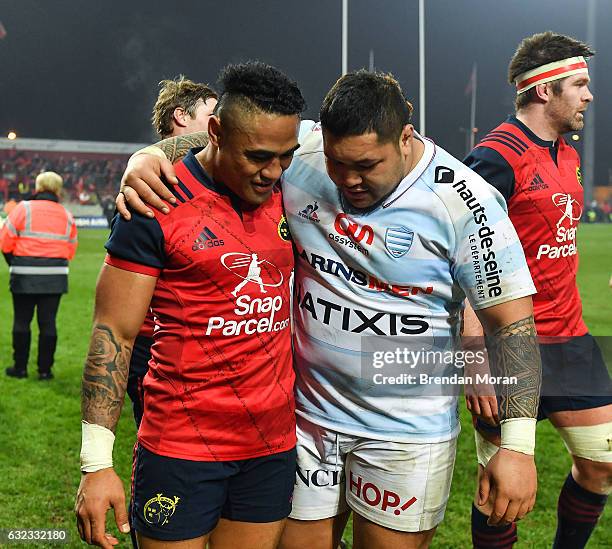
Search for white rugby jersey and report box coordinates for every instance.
[282,125,535,443]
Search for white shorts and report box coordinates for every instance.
[290,415,458,532]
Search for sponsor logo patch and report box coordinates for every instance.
[328,213,374,256]
[296,284,430,336]
[384,226,414,258]
[298,202,320,223]
[349,472,417,516]
[296,467,345,487]
[434,166,454,184]
[536,193,582,260]
[221,252,284,297]
[299,249,434,298]
[192,226,224,251]
[552,193,582,227]
[526,173,549,192]
[278,215,291,241]
[143,493,180,526]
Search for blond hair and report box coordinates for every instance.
[152,75,218,138]
[35,171,63,195]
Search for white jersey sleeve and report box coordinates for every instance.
[426,154,536,310]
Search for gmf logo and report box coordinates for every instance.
[334,213,374,246]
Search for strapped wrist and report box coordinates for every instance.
[80,420,115,473]
[500,417,536,455]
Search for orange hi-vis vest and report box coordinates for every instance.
[1,193,78,294]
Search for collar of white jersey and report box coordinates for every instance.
[382,132,436,209]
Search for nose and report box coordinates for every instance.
[334,166,362,187]
[344,171,363,187]
[260,157,283,182]
[584,86,594,103]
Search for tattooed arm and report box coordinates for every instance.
[155,130,209,161]
[472,295,541,526]
[116,131,210,219]
[76,264,157,548]
[81,264,157,429]
[477,297,542,422]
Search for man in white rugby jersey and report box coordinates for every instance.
[116,70,542,549]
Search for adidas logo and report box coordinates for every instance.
[192,226,225,251]
[526,173,549,192]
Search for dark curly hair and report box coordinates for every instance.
[509,32,594,110]
[216,61,305,127]
[320,70,413,144]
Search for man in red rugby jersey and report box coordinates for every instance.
[464,32,611,549]
[75,62,304,549]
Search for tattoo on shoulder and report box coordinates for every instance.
[155,131,209,163]
[81,324,131,432]
[486,315,542,420]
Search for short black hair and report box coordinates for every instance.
[216,61,306,123]
[319,70,413,144]
[509,32,594,110]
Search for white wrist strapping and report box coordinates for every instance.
[132,145,168,161]
[500,417,537,455]
[80,420,115,473]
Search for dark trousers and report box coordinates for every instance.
[12,293,62,373]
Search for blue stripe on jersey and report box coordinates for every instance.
[480,137,524,156]
[169,185,186,203]
[177,179,194,199]
[488,130,528,152]
[105,212,166,268]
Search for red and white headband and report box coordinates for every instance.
[515,56,588,94]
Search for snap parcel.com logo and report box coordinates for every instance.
[536,193,582,260]
[222,252,284,297]
[205,253,290,336]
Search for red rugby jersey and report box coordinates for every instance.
[465,116,587,338]
[105,149,296,460]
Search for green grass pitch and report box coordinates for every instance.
[0,225,609,548]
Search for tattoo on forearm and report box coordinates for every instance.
[155,131,209,162]
[486,315,542,420]
[81,324,132,432]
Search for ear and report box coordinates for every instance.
[207,115,222,147]
[172,107,189,129]
[534,83,552,103]
[399,124,414,153]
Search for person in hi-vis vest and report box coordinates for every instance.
[1,171,78,380]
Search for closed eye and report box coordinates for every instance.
[246,152,273,162]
